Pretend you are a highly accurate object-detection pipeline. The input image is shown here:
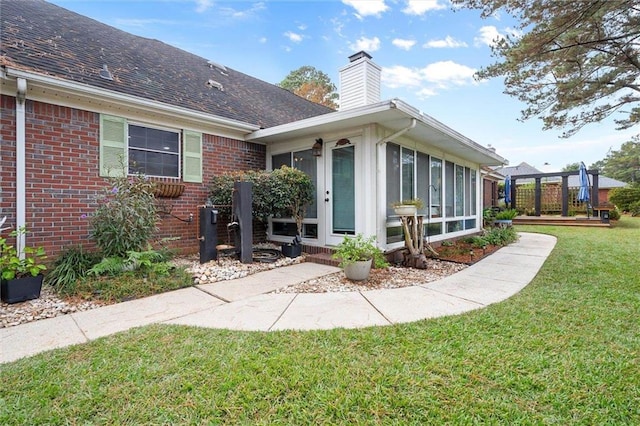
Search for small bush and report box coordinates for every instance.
[90,173,157,258]
[46,246,101,295]
[608,207,621,220]
[494,209,518,220]
[88,248,172,277]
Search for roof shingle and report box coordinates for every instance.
[0,0,334,128]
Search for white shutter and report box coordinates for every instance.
[183,130,202,183]
[99,115,127,177]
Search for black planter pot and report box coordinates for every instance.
[1,275,44,304]
[281,243,302,258]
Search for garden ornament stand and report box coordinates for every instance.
[398,213,437,269]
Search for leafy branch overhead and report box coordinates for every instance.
[278,66,339,109]
[454,0,640,137]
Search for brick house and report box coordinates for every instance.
[1,0,507,259]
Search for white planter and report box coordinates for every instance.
[343,259,372,281]
[393,205,417,216]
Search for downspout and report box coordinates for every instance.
[16,77,27,257]
[375,116,417,245]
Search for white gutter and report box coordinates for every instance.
[375,117,417,246]
[5,68,260,133]
[15,77,27,257]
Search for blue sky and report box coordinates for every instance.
[48,0,637,171]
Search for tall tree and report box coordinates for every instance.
[279,66,338,109]
[562,162,581,172]
[454,0,640,137]
[594,137,640,184]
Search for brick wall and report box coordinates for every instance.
[1,95,266,259]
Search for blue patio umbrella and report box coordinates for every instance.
[504,175,511,206]
[577,161,590,217]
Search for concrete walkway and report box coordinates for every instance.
[1,232,556,364]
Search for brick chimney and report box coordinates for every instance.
[339,51,381,111]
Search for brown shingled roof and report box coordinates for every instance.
[0,0,334,128]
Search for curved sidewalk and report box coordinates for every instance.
[1,232,556,363]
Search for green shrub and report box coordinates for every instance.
[479,227,518,247]
[208,167,315,233]
[46,246,101,295]
[90,173,157,258]
[609,187,640,211]
[628,201,640,217]
[88,248,171,277]
[494,209,518,220]
[608,207,621,220]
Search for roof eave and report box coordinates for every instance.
[248,98,508,166]
[3,66,260,133]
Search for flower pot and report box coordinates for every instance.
[393,205,417,216]
[493,219,513,228]
[281,243,302,258]
[1,275,43,304]
[343,259,372,281]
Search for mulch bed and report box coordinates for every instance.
[428,241,502,265]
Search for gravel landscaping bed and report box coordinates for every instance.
[1,252,467,328]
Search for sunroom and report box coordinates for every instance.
[247,98,507,251]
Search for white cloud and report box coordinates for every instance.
[219,2,267,19]
[392,38,416,50]
[195,0,213,13]
[350,36,381,52]
[342,0,389,18]
[423,35,468,49]
[403,0,447,15]
[284,31,303,43]
[382,61,477,97]
[259,37,267,44]
[474,25,504,47]
[421,61,476,87]
[382,65,424,88]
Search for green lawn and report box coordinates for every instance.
[2,218,639,424]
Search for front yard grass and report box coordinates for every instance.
[1,218,639,424]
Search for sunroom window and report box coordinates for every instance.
[271,149,318,239]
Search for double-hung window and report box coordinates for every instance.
[99,114,202,183]
[128,124,180,177]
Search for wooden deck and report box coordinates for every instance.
[513,216,611,227]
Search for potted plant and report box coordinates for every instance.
[493,208,518,227]
[392,198,424,216]
[0,224,47,304]
[332,233,387,281]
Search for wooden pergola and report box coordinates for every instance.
[508,169,601,217]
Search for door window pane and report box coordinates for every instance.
[333,146,355,234]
